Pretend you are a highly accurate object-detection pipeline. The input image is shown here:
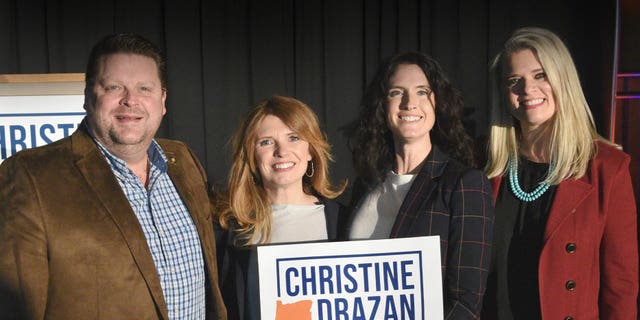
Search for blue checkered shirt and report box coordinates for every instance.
[96,140,206,319]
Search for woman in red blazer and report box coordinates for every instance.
[481,27,638,319]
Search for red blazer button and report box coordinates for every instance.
[565,280,576,290]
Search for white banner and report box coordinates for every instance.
[0,95,85,163]
[258,236,443,320]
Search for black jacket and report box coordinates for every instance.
[215,197,346,320]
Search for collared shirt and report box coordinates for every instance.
[96,139,206,319]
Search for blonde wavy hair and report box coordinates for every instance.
[216,96,346,246]
[485,27,615,184]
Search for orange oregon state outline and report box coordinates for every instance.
[275,299,313,320]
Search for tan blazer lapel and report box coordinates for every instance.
[163,149,215,261]
[71,131,169,319]
[163,148,214,252]
[162,145,224,315]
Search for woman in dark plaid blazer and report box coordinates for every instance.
[344,52,494,319]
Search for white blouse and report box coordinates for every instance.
[269,204,327,243]
[349,171,416,239]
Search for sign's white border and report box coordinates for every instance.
[258,236,443,320]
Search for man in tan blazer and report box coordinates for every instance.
[0,34,226,319]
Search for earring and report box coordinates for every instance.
[305,161,315,177]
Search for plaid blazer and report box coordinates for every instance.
[346,146,494,319]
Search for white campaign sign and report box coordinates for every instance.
[0,95,85,163]
[258,236,443,320]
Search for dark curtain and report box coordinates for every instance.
[0,0,617,198]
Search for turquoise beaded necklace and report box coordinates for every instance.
[508,157,551,202]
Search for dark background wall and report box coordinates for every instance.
[0,0,620,196]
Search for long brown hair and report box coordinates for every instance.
[349,51,474,187]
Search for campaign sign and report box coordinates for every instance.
[258,236,443,320]
[0,95,85,164]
